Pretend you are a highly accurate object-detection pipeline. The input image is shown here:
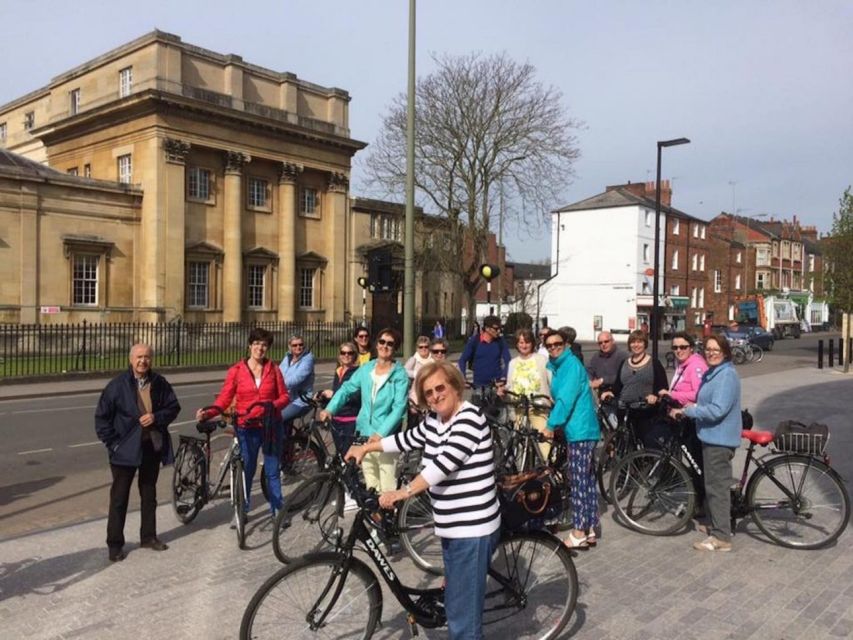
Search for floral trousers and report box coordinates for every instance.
[568,440,599,532]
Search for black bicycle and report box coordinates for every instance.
[242,460,578,640]
[172,403,271,549]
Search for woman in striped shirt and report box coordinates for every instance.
[346,360,500,640]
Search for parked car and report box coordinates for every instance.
[713,324,775,351]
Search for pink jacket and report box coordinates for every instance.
[667,353,708,407]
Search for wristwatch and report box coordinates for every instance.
[404,483,413,496]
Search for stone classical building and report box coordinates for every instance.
[0,30,364,324]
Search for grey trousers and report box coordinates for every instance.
[701,443,735,542]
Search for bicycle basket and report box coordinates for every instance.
[773,420,829,456]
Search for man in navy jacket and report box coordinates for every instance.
[458,315,511,386]
[95,344,180,562]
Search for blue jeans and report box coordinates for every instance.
[236,428,283,514]
[441,528,501,640]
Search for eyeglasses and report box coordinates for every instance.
[672,345,691,351]
[545,341,564,350]
[704,348,722,354]
[377,338,395,348]
[290,343,304,348]
[597,340,612,345]
[423,383,447,400]
[431,349,447,354]
[486,325,501,332]
[356,334,369,339]
[418,344,430,349]
[340,350,355,356]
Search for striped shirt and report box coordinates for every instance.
[382,401,501,539]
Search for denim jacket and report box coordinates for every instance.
[684,361,742,448]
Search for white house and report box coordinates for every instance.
[539,184,667,342]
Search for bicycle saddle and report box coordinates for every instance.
[196,420,220,435]
[742,430,773,446]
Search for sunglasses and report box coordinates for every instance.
[356,334,369,339]
[340,350,355,356]
[423,383,447,400]
[545,341,564,350]
[418,344,430,349]
[597,340,612,345]
[672,345,691,351]
[377,338,395,347]
[290,343,304,348]
[431,348,447,354]
[705,348,722,355]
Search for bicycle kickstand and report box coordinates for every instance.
[407,613,420,637]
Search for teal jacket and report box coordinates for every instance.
[546,349,600,443]
[325,359,409,437]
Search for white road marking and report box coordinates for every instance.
[11,405,96,415]
[18,448,53,455]
[68,441,102,448]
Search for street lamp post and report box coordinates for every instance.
[652,137,690,363]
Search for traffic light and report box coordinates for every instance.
[479,264,500,281]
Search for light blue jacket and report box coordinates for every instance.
[279,351,315,409]
[684,361,742,448]
[325,359,409,437]
[546,349,600,443]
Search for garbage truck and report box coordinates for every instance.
[736,295,801,339]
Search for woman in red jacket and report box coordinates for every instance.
[196,328,289,521]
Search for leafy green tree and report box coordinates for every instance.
[825,186,853,372]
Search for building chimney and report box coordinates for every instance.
[644,180,672,207]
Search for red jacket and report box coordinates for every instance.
[211,359,289,428]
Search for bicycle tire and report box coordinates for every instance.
[732,347,747,365]
[483,531,578,640]
[273,473,344,564]
[749,344,764,363]
[747,455,850,549]
[171,444,205,525]
[596,428,633,504]
[610,450,695,535]
[240,552,382,640]
[232,459,247,550]
[398,492,443,575]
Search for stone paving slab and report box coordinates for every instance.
[1,367,852,639]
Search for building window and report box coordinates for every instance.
[670,284,680,296]
[299,268,316,308]
[24,111,35,131]
[247,177,270,209]
[735,274,741,290]
[691,287,698,307]
[700,225,706,239]
[691,253,698,271]
[119,67,133,98]
[0,122,7,142]
[300,187,319,217]
[672,219,680,235]
[641,281,650,294]
[729,305,736,321]
[694,311,702,326]
[699,254,705,271]
[736,251,742,264]
[643,243,650,262]
[67,167,79,176]
[370,213,401,241]
[714,270,722,293]
[72,254,99,305]
[83,163,91,178]
[692,223,699,238]
[645,211,652,227]
[70,89,81,115]
[808,254,815,272]
[756,272,766,289]
[782,240,791,259]
[247,264,266,308]
[117,154,132,184]
[671,249,679,270]
[793,243,801,261]
[698,287,705,307]
[772,241,779,257]
[187,261,209,308]
[757,246,770,266]
[187,166,212,201]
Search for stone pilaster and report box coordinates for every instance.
[324,172,349,319]
[277,162,302,321]
[163,138,190,319]
[222,151,249,322]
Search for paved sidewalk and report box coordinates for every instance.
[1,367,852,639]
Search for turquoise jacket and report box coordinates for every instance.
[325,359,409,437]
[684,361,742,448]
[546,349,600,442]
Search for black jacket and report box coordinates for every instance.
[94,368,181,467]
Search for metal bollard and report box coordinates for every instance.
[818,339,824,369]
[828,339,835,367]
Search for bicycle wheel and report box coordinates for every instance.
[232,459,247,550]
[240,552,382,640]
[610,450,695,535]
[483,531,577,640]
[747,455,850,549]
[172,444,206,525]
[398,492,443,575]
[596,428,633,503]
[749,344,764,363]
[273,473,344,564]
[732,346,747,365]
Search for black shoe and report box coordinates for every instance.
[140,538,169,551]
[109,548,126,562]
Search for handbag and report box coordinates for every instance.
[498,467,562,531]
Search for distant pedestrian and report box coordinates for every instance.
[559,325,584,364]
[95,344,180,562]
[432,319,445,340]
[458,315,511,386]
[537,325,551,356]
[586,331,627,395]
[353,326,375,366]
[430,337,449,361]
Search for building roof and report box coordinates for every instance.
[554,186,700,221]
[0,149,63,179]
[509,262,551,280]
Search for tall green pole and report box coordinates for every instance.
[403,0,416,356]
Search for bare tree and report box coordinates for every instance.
[365,52,581,321]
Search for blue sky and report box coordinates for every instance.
[3,1,851,262]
